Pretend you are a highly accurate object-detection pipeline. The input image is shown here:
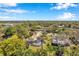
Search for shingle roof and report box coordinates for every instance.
[51,37,71,46]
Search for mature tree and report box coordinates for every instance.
[3,27,16,38]
[0,35,28,56]
[70,46,79,56]
[16,25,30,39]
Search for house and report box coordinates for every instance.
[76,39,79,44]
[69,35,79,45]
[33,37,44,46]
[27,38,34,45]
[70,37,79,44]
[2,23,14,27]
[27,37,44,47]
[51,37,71,46]
[58,24,65,28]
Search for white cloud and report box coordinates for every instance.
[1,9,29,14]
[0,3,17,7]
[50,3,78,10]
[0,16,11,19]
[3,3,17,6]
[0,16,22,21]
[56,12,76,20]
[0,3,36,14]
[0,16,16,21]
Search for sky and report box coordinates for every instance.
[0,3,79,21]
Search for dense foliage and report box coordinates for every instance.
[0,21,79,56]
